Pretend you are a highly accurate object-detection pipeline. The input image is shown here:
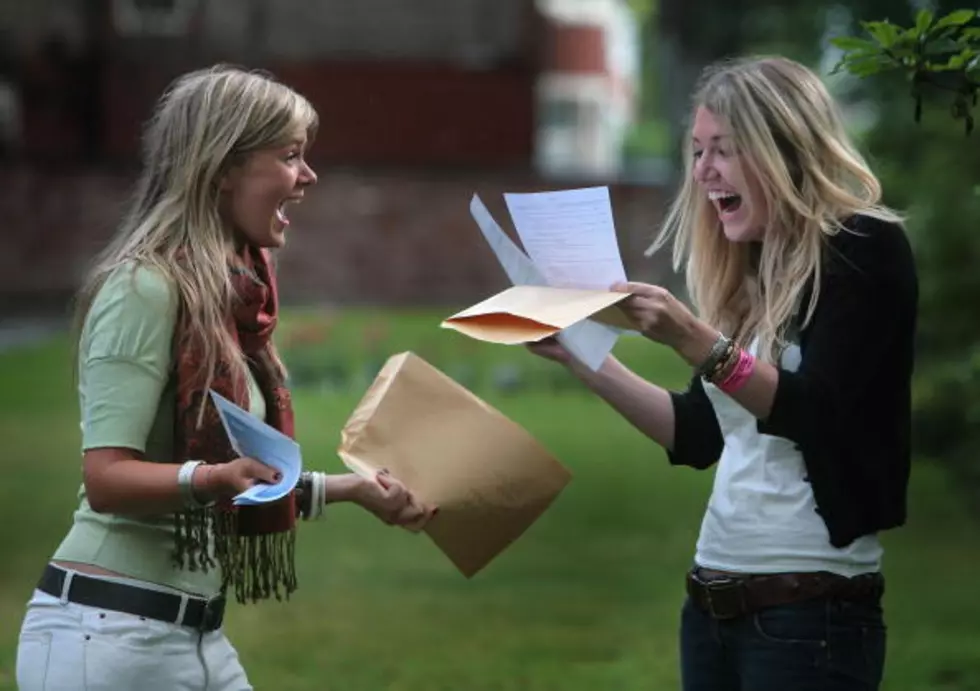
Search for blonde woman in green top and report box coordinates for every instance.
[15,65,435,691]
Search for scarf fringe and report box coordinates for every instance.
[173,507,298,604]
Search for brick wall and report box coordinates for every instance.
[0,164,678,316]
[544,24,607,74]
[96,61,538,168]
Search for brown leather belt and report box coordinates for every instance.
[686,567,884,620]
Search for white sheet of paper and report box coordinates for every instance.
[503,186,627,290]
[469,195,620,371]
[469,195,547,289]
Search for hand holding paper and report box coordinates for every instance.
[465,194,622,370]
[443,189,635,369]
[209,390,303,506]
[603,280,709,357]
[442,284,635,344]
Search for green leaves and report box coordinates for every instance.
[935,9,977,30]
[865,20,902,48]
[830,8,979,135]
[829,35,878,52]
[915,8,935,35]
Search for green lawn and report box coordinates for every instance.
[0,309,978,690]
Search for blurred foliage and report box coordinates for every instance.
[622,119,671,160]
[624,0,666,158]
[832,7,980,497]
[832,8,979,134]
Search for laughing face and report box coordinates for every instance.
[221,131,318,249]
[691,106,766,243]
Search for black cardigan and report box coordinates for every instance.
[668,214,919,548]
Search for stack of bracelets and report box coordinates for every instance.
[295,471,327,521]
[176,466,327,520]
[696,332,757,394]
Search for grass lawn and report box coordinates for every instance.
[0,308,978,690]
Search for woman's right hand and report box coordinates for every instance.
[526,336,574,366]
[196,457,281,499]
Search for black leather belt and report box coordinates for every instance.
[38,564,226,633]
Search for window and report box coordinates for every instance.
[541,99,581,128]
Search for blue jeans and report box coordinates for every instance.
[680,593,886,690]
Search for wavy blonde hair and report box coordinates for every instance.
[73,65,318,402]
[649,55,902,362]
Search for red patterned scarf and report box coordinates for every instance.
[171,245,298,604]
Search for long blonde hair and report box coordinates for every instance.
[73,65,318,397]
[649,55,902,362]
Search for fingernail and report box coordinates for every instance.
[274,472,282,482]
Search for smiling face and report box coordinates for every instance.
[691,106,766,243]
[221,131,317,249]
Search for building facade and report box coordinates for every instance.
[0,0,667,314]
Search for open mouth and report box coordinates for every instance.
[275,196,303,226]
[275,203,289,226]
[709,191,742,215]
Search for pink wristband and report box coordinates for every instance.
[717,349,755,394]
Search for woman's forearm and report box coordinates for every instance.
[570,356,677,451]
[674,320,777,421]
[83,456,216,516]
[87,458,372,520]
[322,473,365,503]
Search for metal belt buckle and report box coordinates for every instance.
[199,595,226,633]
[703,578,746,620]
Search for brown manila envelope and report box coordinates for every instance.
[337,351,572,577]
[440,285,636,345]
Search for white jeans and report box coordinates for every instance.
[16,576,252,690]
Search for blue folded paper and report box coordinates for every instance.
[209,390,303,506]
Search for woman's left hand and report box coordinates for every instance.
[611,282,717,365]
[354,471,438,531]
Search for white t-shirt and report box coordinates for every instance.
[694,341,882,577]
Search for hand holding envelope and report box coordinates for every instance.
[605,280,705,354]
[354,468,437,529]
[337,351,572,577]
[443,188,638,363]
[442,284,636,345]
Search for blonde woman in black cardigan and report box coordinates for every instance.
[530,55,918,691]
